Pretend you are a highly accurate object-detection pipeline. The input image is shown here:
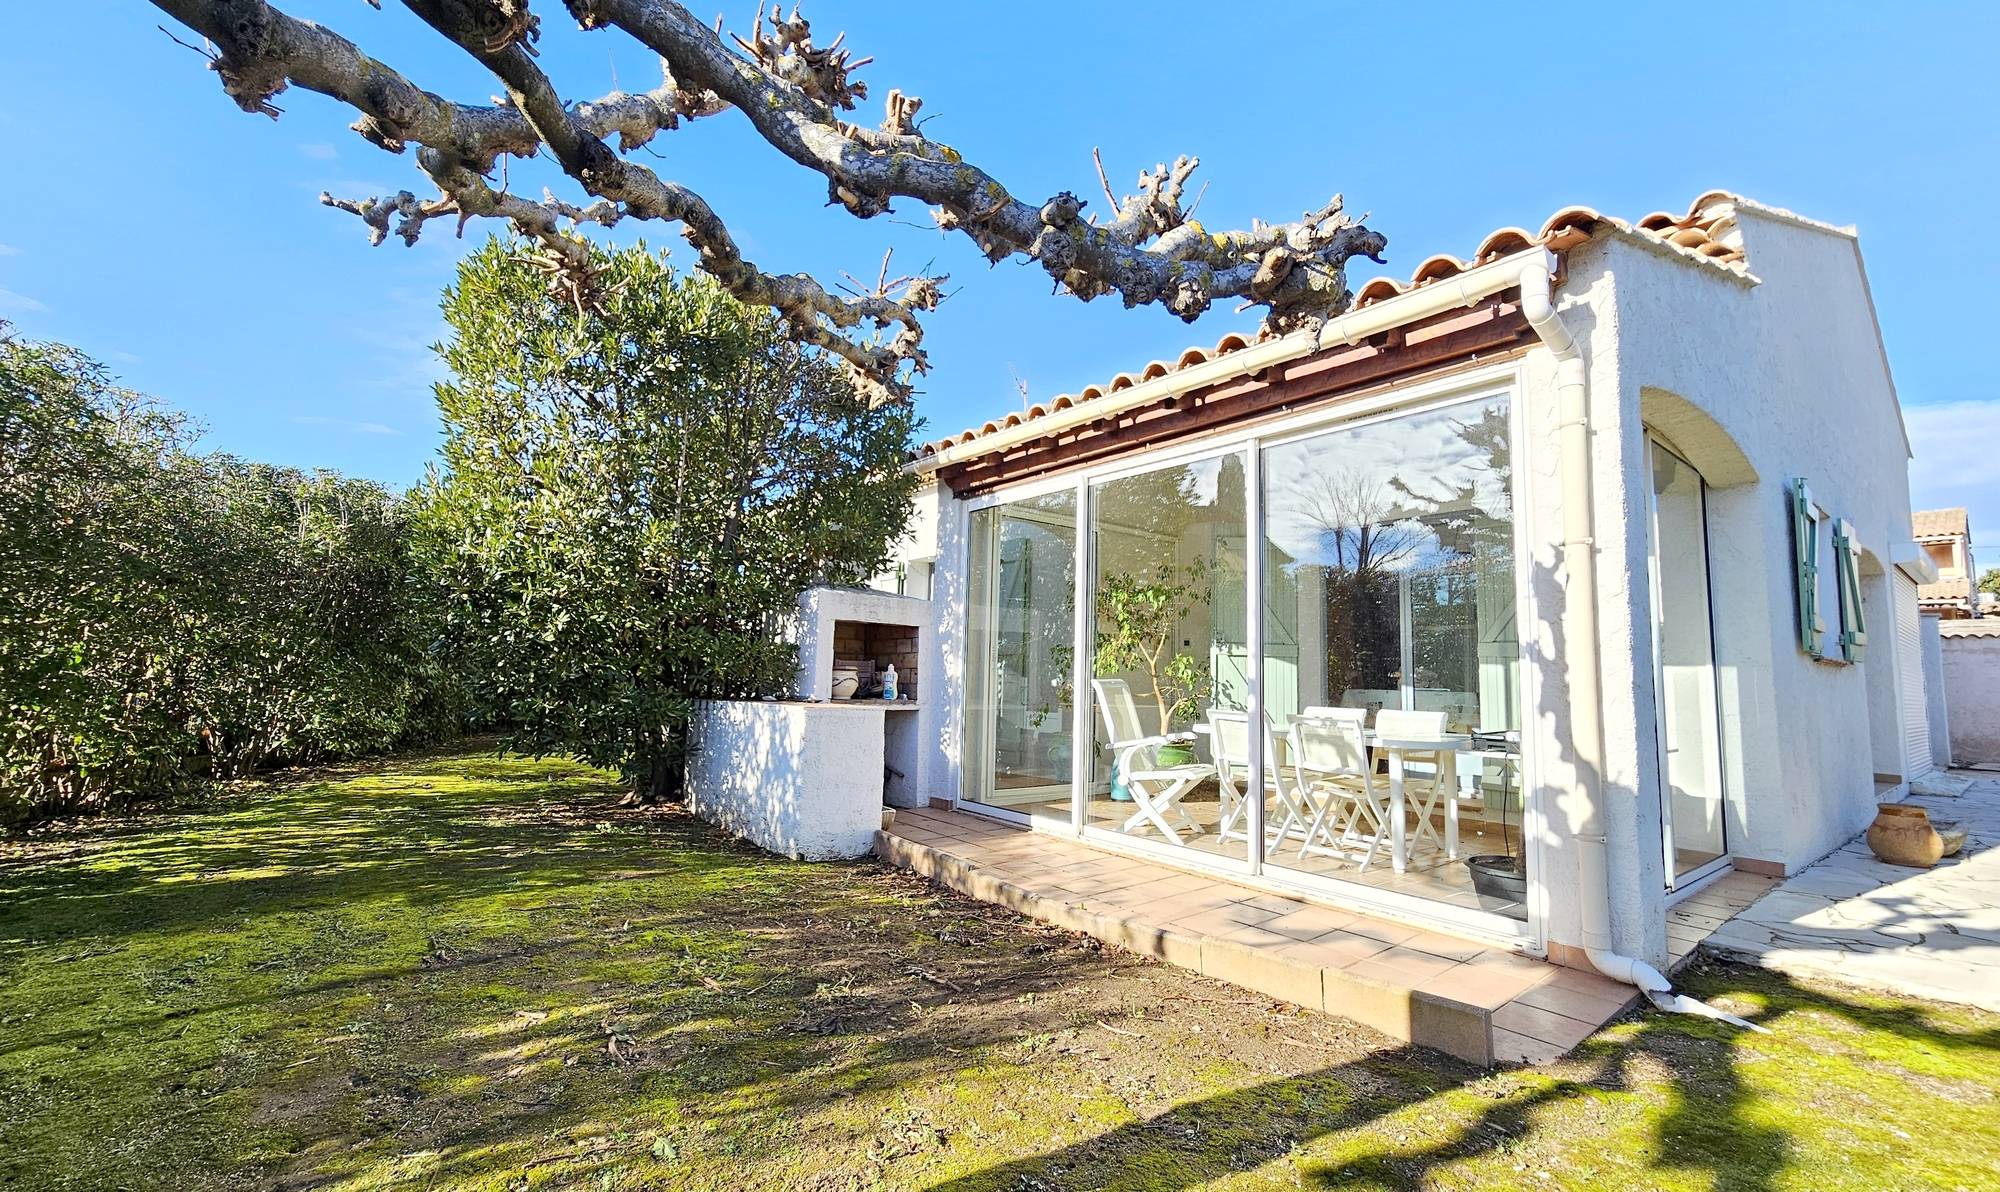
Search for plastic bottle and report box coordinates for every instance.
[881,663,899,700]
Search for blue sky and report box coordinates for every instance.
[3,2,1997,560]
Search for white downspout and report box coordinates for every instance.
[1518,258,1762,1028]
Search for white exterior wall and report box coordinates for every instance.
[1511,254,1663,962]
[1943,634,2000,765]
[869,479,944,598]
[687,699,890,859]
[1577,206,1915,900]
[857,479,964,808]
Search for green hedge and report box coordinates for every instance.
[0,326,465,822]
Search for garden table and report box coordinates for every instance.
[1363,731,1470,874]
[1193,719,1478,873]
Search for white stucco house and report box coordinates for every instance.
[696,190,1941,991]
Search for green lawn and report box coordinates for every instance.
[2,744,1995,1191]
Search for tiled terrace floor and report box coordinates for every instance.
[974,786,1529,917]
[879,806,1661,1066]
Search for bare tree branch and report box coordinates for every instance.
[147,0,1388,400]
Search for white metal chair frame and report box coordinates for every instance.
[1287,709,1391,868]
[1091,678,1207,842]
[1207,710,1312,848]
[1373,707,1456,864]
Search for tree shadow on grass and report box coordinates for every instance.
[913,964,2000,1192]
[7,743,1999,1190]
[242,875,1195,1189]
[0,747,736,951]
[2,744,1210,1187]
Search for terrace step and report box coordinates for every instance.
[876,807,1642,1066]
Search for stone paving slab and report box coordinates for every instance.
[1702,772,2000,1011]
[877,806,1642,1067]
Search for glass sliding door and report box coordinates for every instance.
[1259,395,1528,921]
[1086,451,1249,862]
[964,490,1078,820]
[1646,440,1728,883]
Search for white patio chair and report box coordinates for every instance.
[1209,709,1310,848]
[1374,707,1454,860]
[1091,678,1208,842]
[1288,709,1390,868]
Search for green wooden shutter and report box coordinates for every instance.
[1790,480,1822,657]
[1833,518,1867,663]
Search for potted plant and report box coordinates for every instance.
[1093,564,1213,774]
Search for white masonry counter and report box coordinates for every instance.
[686,698,922,861]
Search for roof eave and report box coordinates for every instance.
[910,246,1550,477]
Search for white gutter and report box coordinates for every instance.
[1520,257,1766,1032]
[912,248,1547,475]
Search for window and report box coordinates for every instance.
[1649,441,1728,882]
[958,388,1536,932]
[1259,395,1526,918]
[964,491,1077,817]
[1086,451,1250,861]
[1790,479,1865,664]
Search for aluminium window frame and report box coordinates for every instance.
[1642,435,1734,893]
[956,360,1544,951]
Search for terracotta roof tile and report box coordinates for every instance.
[917,191,1758,460]
[1914,508,1970,539]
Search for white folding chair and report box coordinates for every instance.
[1288,710,1390,867]
[1374,707,1455,861]
[1209,710,1309,848]
[1092,678,1208,842]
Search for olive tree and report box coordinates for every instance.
[417,238,916,799]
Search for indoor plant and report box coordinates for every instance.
[1093,563,1214,771]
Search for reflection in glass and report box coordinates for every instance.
[964,491,1076,818]
[1260,397,1527,920]
[1087,452,1249,861]
[1648,441,1728,879]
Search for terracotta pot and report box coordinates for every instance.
[1935,820,1968,857]
[1866,803,1944,869]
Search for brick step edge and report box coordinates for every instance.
[874,829,1494,1066]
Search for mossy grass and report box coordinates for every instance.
[3,743,1995,1189]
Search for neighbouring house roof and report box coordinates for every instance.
[1913,507,1970,540]
[1939,618,2000,637]
[915,190,1761,464]
[1919,581,1975,606]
